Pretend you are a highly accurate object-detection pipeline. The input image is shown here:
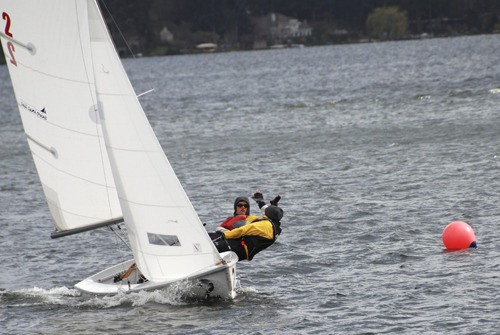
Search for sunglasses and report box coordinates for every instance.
[237,203,248,208]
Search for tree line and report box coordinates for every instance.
[100,0,500,55]
[1,0,500,61]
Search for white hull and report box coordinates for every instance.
[75,251,238,300]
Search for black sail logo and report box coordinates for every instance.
[20,101,47,120]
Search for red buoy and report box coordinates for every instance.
[442,221,477,250]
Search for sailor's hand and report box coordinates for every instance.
[252,189,263,201]
[210,231,224,241]
[270,195,281,206]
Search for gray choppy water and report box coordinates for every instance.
[1,35,500,334]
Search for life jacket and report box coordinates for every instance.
[234,217,279,261]
[220,215,248,231]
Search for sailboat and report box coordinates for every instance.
[0,0,238,298]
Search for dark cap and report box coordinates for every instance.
[265,205,283,223]
[233,196,250,215]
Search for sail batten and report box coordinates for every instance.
[0,31,35,53]
[27,135,58,156]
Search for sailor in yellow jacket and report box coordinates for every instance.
[210,205,283,261]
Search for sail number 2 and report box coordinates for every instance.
[2,12,17,66]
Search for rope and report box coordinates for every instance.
[109,224,131,250]
[109,224,133,281]
[98,0,137,59]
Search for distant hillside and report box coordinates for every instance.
[1,1,499,60]
[100,0,500,56]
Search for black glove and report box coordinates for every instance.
[209,231,223,241]
[270,195,281,206]
[252,190,263,201]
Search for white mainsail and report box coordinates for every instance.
[1,0,225,285]
[0,1,122,234]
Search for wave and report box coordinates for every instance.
[0,283,247,309]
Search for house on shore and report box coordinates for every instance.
[252,12,312,49]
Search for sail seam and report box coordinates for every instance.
[117,198,188,208]
[13,62,95,85]
[30,149,117,189]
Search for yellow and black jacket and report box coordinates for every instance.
[223,215,280,261]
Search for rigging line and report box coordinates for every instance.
[98,0,137,60]
[109,224,133,279]
[109,224,131,251]
[99,0,156,95]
